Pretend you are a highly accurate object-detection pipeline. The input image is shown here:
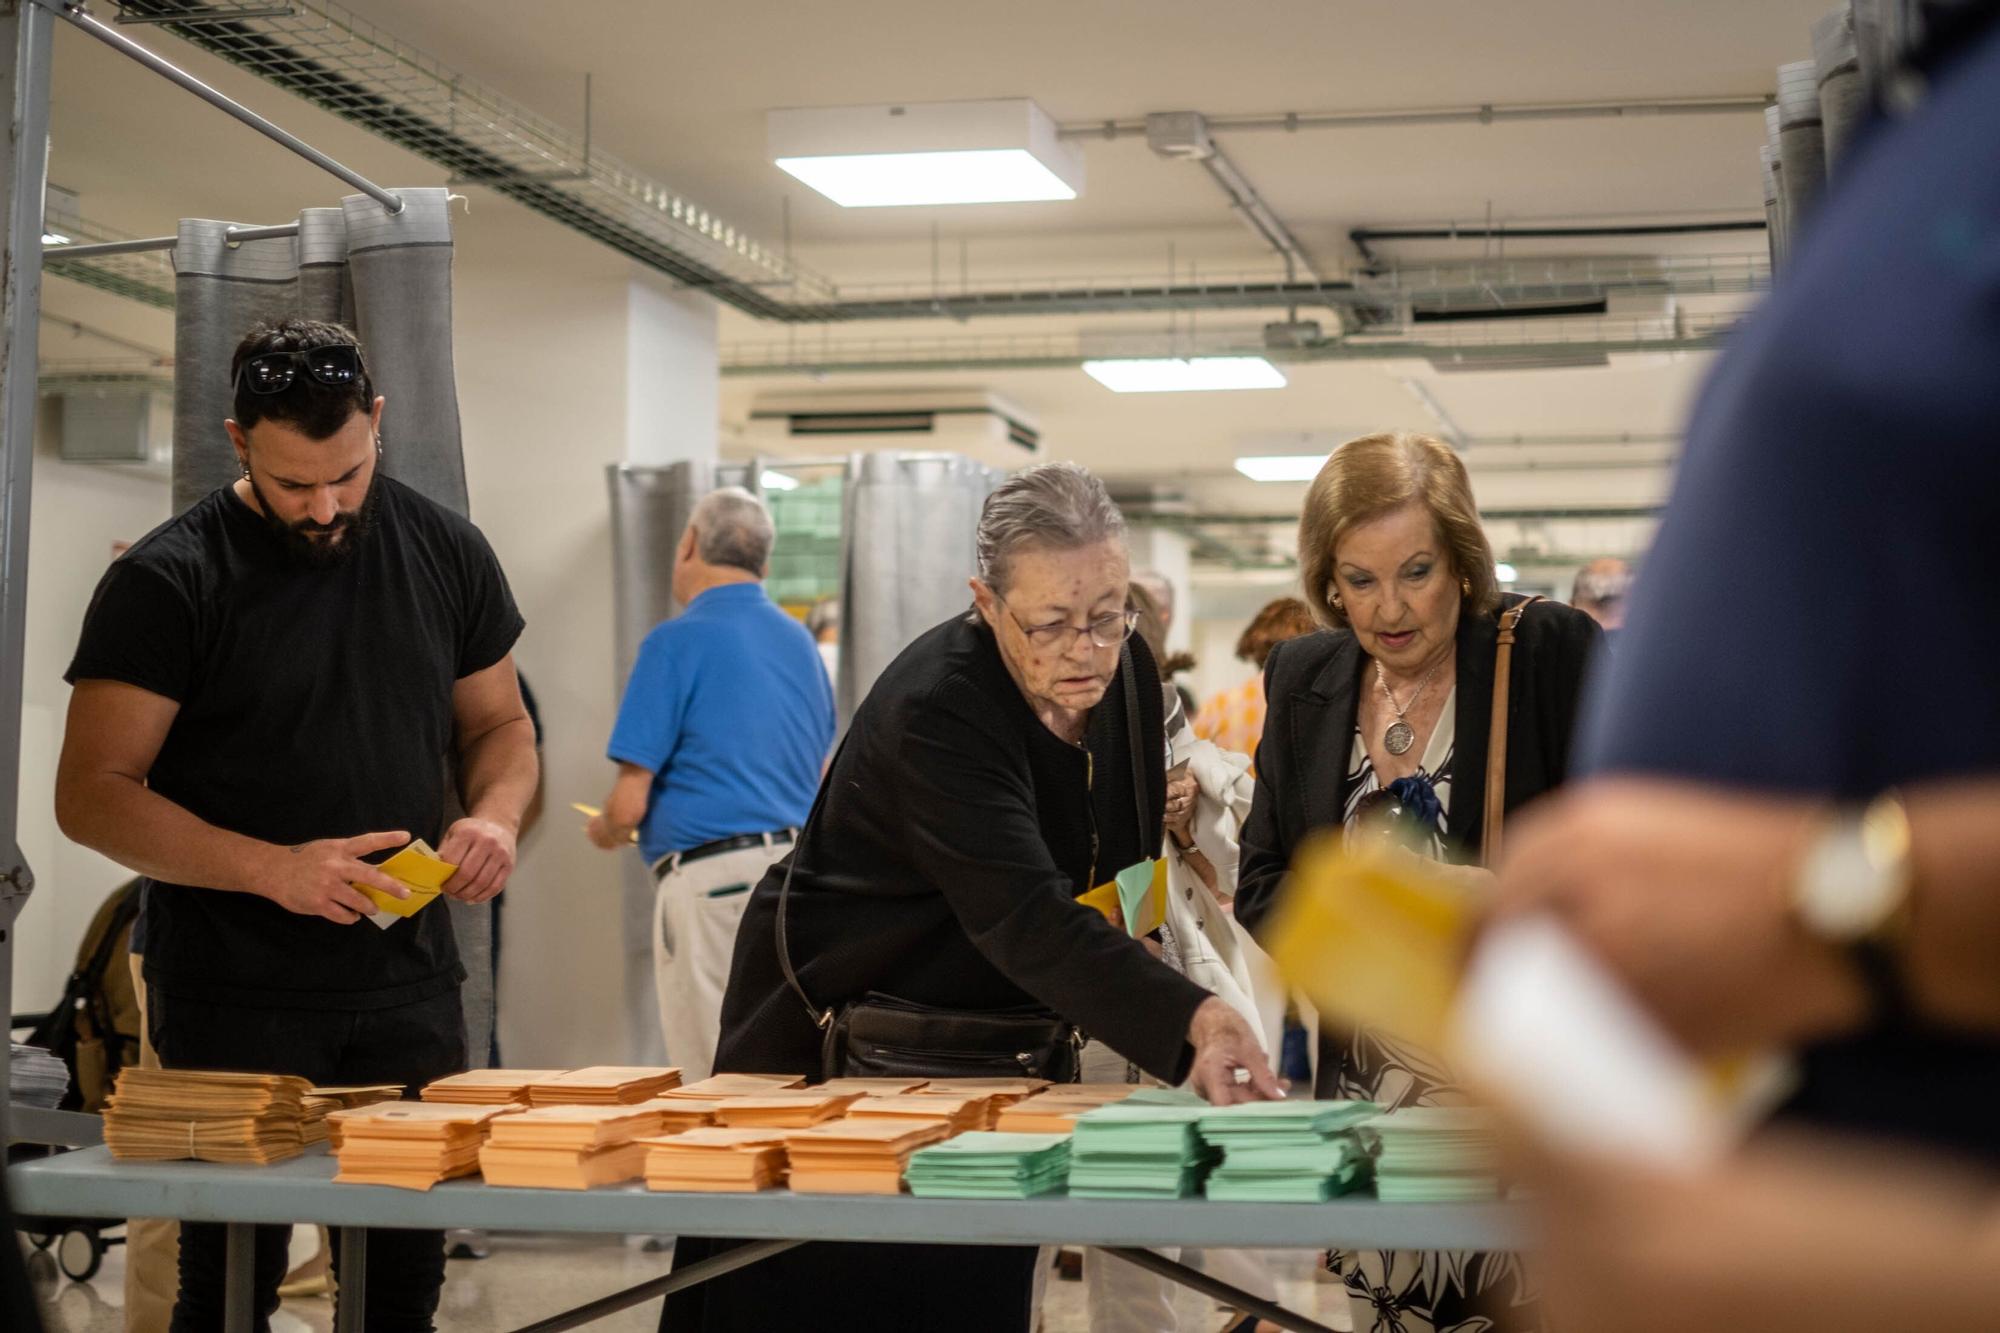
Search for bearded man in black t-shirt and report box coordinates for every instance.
[55,317,539,1332]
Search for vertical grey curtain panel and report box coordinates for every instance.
[170,186,467,518]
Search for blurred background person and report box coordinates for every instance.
[1235,430,1599,1332]
[1486,6,2000,1327]
[668,463,1278,1333]
[586,488,835,1081]
[806,595,840,685]
[1193,596,1320,764]
[1568,556,1633,633]
[1133,567,1200,717]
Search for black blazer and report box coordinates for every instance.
[1236,595,1601,936]
[716,614,1213,1085]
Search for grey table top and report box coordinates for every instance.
[8,1146,1526,1251]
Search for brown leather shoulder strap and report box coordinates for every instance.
[1480,595,1545,867]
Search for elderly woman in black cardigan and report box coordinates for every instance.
[1234,431,1599,1333]
[665,462,1279,1333]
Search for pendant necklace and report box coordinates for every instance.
[1376,657,1443,757]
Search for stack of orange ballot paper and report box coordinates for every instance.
[103,1069,313,1165]
[478,1104,662,1189]
[302,1085,404,1146]
[783,1119,953,1194]
[527,1067,682,1106]
[846,1093,990,1136]
[421,1070,568,1106]
[642,1128,789,1192]
[713,1089,858,1129]
[331,1103,513,1189]
[666,1073,805,1099]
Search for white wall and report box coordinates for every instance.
[453,207,721,1069]
[12,404,171,1012]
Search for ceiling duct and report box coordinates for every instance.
[744,389,1040,469]
[101,3,1773,330]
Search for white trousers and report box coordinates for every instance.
[651,839,788,1082]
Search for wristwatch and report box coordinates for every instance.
[1789,792,1915,1028]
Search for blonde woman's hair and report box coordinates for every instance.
[1296,431,1500,630]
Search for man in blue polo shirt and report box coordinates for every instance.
[588,487,835,1078]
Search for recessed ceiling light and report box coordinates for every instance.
[1083,357,1288,394]
[41,231,69,246]
[769,99,1084,208]
[1233,454,1324,482]
[760,470,801,492]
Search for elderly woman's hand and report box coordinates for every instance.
[1164,768,1198,843]
[1186,996,1284,1105]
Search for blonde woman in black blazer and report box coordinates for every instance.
[1233,431,1599,1333]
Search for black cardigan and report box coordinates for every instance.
[1236,595,1601,935]
[715,614,1213,1084]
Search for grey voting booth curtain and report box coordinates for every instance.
[837,452,1003,723]
[170,187,495,1063]
[607,461,716,1064]
[171,187,467,516]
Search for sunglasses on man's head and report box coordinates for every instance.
[235,344,364,396]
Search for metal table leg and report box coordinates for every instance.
[335,1226,368,1333]
[505,1238,802,1333]
[1097,1246,1345,1333]
[222,1222,256,1333]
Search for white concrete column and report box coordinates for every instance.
[1126,523,1194,654]
[624,273,718,467]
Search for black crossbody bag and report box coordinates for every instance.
[776,644,1154,1083]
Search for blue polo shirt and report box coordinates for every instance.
[608,583,836,862]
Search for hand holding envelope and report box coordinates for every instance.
[352,839,458,930]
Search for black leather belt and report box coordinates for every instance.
[653,828,797,877]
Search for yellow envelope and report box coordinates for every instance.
[355,839,456,919]
[571,802,637,844]
[1075,858,1168,937]
[1263,835,1480,1053]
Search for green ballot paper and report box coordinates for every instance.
[904,1132,1072,1199]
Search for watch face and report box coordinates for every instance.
[1797,821,1899,940]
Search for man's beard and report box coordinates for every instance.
[248,471,382,568]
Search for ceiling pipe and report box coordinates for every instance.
[1349,218,1767,265]
[1064,96,1771,141]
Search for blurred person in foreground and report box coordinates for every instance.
[664,463,1278,1333]
[1567,556,1632,633]
[1192,596,1319,762]
[1490,6,2000,1328]
[1234,430,1600,1332]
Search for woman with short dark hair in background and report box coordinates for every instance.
[1234,431,1599,1333]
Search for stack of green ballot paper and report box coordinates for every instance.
[1371,1106,1502,1202]
[904,1132,1071,1199]
[1068,1100,1217,1199]
[1197,1100,1379,1202]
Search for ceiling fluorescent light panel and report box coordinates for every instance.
[1235,454,1326,482]
[769,98,1084,208]
[1084,357,1288,394]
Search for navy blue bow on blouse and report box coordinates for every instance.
[1385,774,1444,835]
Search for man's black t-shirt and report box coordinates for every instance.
[66,477,524,1010]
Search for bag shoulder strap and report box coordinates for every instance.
[778,735,847,1031]
[1121,642,1154,852]
[1480,595,1545,868]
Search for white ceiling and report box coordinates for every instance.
[38,0,1836,552]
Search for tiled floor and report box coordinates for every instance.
[27,1226,1355,1332]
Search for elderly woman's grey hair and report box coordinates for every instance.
[974,462,1127,596]
[690,486,776,576]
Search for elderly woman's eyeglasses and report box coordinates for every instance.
[998,599,1140,651]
